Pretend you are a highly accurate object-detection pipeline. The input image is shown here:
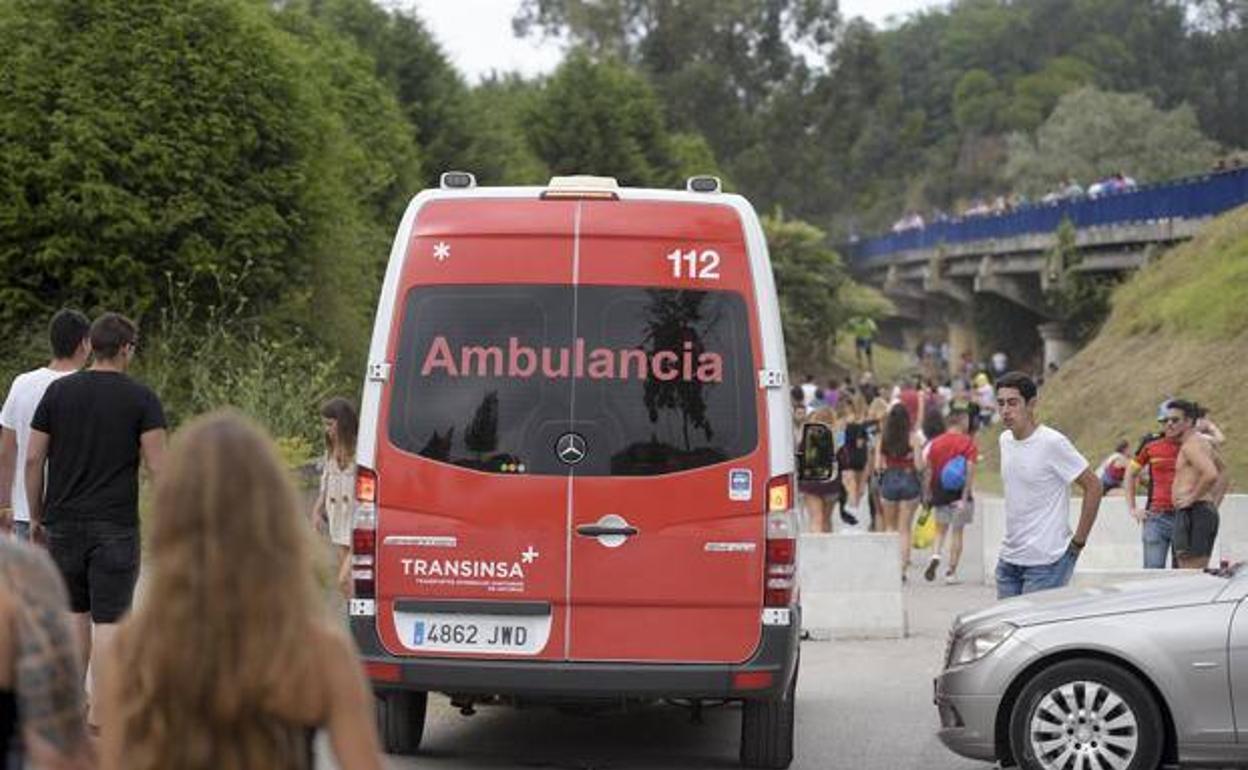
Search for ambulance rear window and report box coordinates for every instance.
[388,285,758,477]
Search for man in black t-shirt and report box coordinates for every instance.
[24,312,166,727]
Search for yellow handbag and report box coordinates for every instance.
[912,505,937,550]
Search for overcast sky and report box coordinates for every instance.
[404,0,948,84]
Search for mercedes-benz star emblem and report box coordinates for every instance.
[555,432,587,465]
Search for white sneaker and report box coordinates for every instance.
[943,572,962,585]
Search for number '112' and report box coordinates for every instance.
[666,249,720,280]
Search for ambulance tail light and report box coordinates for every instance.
[352,467,378,601]
[765,474,797,608]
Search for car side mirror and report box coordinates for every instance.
[797,423,836,482]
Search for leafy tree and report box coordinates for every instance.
[0,0,420,376]
[761,212,848,370]
[525,50,712,186]
[1001,56,1094,131]
[0,0,313,327]
[1005,86,1221,195]
[290,0,475,183]
[461,75,550,185]
[953,69,1006,133]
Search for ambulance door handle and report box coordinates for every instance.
[576,524,638,537]
[575,514,638,548]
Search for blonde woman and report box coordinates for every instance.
[863,395,891,530]
[314,397,358,596]
[798,407,842,532]
[839,393,870,524]
[97,411,383,770]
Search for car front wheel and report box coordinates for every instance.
[1009,659,1164,770]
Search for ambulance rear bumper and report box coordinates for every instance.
[351,610,800,701]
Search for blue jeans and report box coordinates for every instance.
[1142,513,1174,569]
[996,550,1079,599]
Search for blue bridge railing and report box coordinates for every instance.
[847,166,1248,268]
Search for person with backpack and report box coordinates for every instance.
[919,404,978,584]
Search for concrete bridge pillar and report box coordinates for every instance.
[1038,322,1077,371]
[947,316,977,366]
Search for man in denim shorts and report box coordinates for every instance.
[994,372,1103,599]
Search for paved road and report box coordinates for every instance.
[319,576,1001,770]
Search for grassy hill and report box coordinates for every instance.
[986,205,1248,489]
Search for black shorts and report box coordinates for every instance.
[1174,502,1219,559]
[46,522,140,623]
[841,449,868,472]
[855,337,873,353]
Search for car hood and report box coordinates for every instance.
[955,573,1230,631]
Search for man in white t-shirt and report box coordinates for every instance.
[0,309,91,539]
[995,371,1103,599]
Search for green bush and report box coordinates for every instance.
[135,270,347,451]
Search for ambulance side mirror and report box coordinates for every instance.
[797,423,836,482]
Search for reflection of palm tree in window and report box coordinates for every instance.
[464,391,500,462]
[641,290,716,451]
[419,427,454,461]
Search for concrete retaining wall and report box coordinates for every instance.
[978,494,1248,584]
[798,533,904,640]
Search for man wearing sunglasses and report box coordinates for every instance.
[1169,399,1227,569]
[1124,401,1182,568]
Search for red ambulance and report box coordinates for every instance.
[349,173,834,769]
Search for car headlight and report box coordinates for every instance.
[948,622,1015,668]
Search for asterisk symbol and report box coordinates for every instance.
[521,546,539,564]
[433,241,451,261]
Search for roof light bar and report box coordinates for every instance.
[542,175,620,200]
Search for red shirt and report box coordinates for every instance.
[926,432,978,501]
[898,388,920,427]
[1133,438,1180,512]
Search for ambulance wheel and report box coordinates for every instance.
[739,665,797,769]
[377,690,427,755]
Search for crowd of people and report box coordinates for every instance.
[796,352,1235,597]
[0,309,384,768]
[888,172,1139,234]
[793,368,991,584]
[1106,399,1230,569]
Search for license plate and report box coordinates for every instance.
[395,612,551,655]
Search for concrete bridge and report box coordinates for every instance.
[845,167,1248,368]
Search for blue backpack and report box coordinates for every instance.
[940,455,968,492]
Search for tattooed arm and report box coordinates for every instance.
[0,540,93,769]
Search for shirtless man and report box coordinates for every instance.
[1168,400,1227,569]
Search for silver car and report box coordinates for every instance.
[934,566,1248,769]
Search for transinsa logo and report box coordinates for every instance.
[421,336,724,383]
